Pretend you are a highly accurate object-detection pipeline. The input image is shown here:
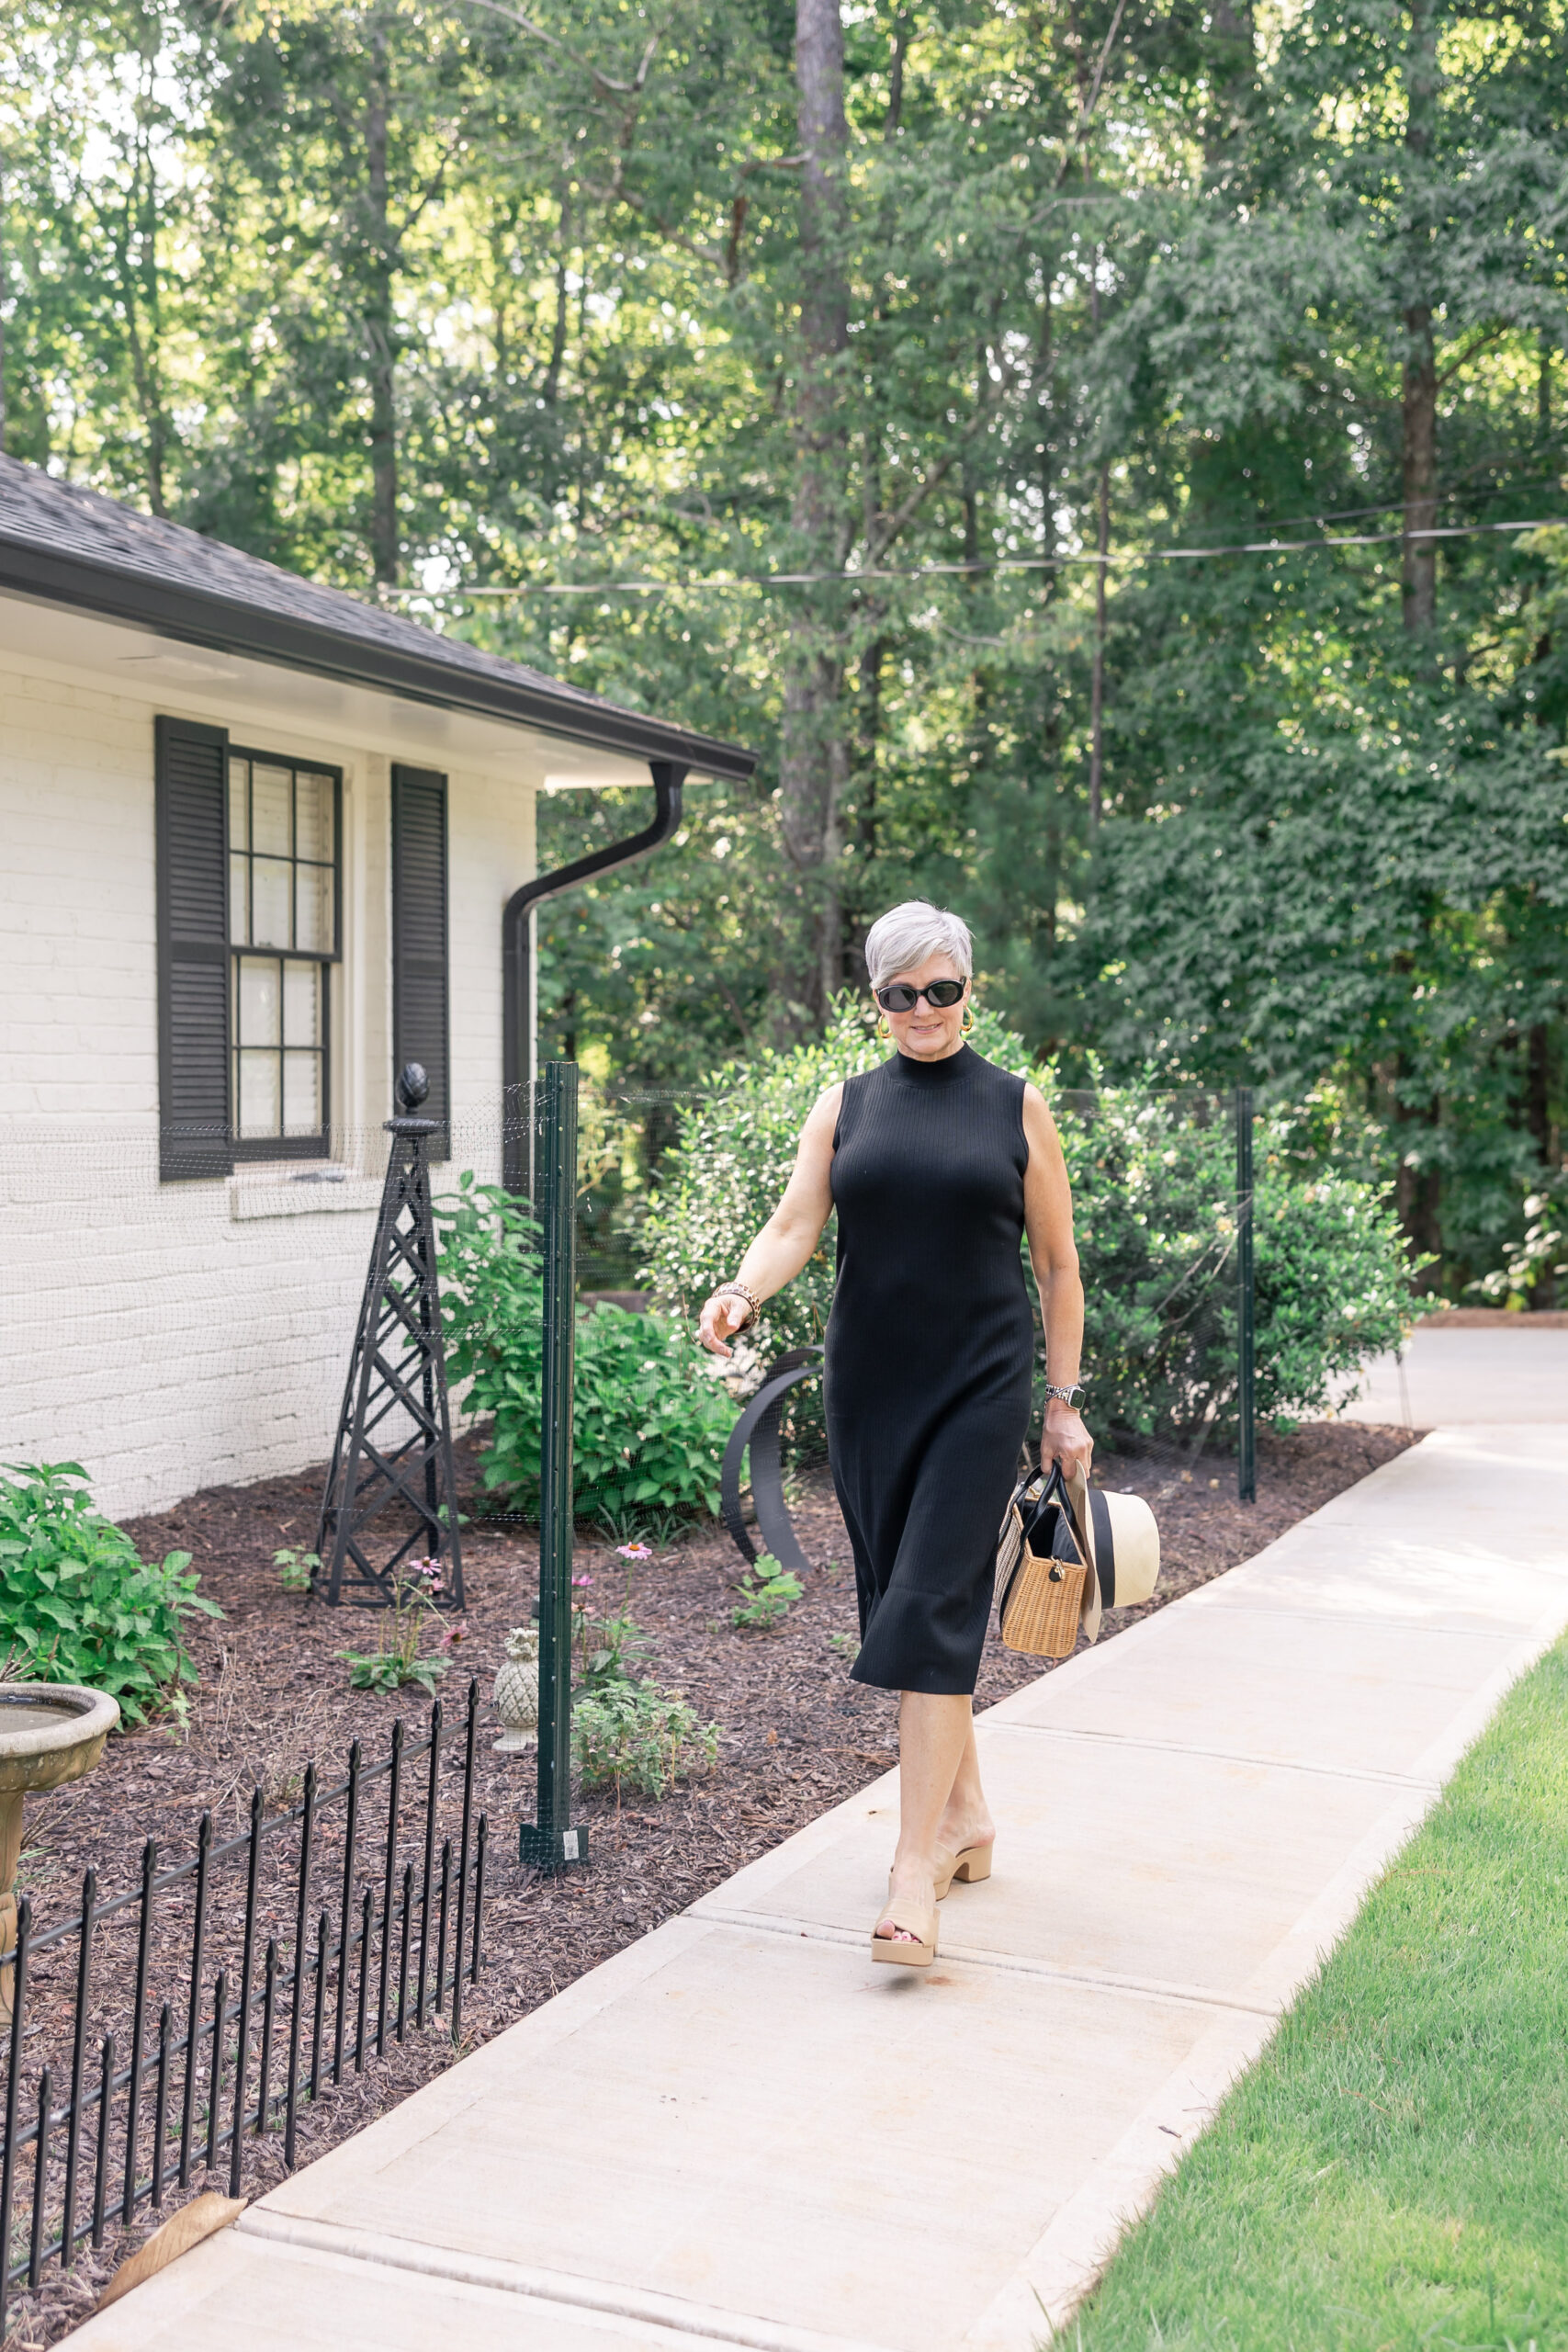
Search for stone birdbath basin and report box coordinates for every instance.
[1,1684,119,2018]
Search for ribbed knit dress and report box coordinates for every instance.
[825,1046,1034,1695]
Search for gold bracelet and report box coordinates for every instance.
[711,1280,761,1329]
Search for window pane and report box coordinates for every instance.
[282,960,321,1047]
[295,772,334,864]
[228,760,249,852]
[230,854,249,946]
[238,956,281,1046]
[295,862,333,954]
[237,1049,281,1137]
[252,858,292,948]
[252,763,292,857]
[283,1051,321,1136]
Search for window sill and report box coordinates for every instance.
[229,1168,384,1221]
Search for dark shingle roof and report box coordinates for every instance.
[0,456,753,778]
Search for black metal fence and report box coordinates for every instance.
[0,1681,489,2334]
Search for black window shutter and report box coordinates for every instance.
[391,764,451,1153]
[156,715,233,1181]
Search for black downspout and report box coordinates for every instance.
[502,757,688,1191]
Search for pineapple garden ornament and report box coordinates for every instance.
[492,1625,540,1752]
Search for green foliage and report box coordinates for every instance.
[9,0,1564,1296]
[336,1560,457,1695]
[730,1554,803,1631]
[1059,1634,1568,2350]
[571,1679,719,1801]
[0,1463,222,1727]
[436,1174,734,1521]
[273,1547,318,1595]
[1063,1092,1434,1440]
[642,1007,1428,1442]
[575,1601,654,1693]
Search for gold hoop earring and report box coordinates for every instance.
[961,1005,975,1036]
[876,1013,891,1041]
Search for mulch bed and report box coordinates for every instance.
[3,1419,1415,2346]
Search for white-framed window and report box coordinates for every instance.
[227,749,342,1159]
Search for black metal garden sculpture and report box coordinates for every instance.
[316,1062,465,1608]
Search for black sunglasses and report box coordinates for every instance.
[874,978,967,1012]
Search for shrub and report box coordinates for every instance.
[572,1679,719,1800]
[436,1174,734,1520]
[641,998,1428,1443]
[0,1463,223,1725]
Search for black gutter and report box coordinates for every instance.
[502,759,688,1192]
[0,537,754,781]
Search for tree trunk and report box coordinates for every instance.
[366,19,399,585]
[1089,463,1110,825]
[774,0,852,1033]
[1526,1022,1557,1309]
[1401,0,1438,637]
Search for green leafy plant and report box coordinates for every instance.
[436,1174,734,1521]
[730,1553,803,1632]
[572,1679,718,1801]
[337,1558,462,1695]
[274,1547,319,1595]
[0,1463,223,1726]
[571,1579,654,1692]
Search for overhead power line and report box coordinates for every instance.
[382,513,1567,601]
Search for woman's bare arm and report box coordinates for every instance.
[697,1083,843,1357]
[1021,1082,1093,1474]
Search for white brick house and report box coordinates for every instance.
[0,459,751,1517]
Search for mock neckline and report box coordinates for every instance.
[892,1044,975,1081]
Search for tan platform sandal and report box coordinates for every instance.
[933,1841,994,1899]
[871,1883,938,1968]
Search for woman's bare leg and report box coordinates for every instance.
[876,1690,974,1941]
[936,1713,995,1860]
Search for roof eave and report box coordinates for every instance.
[0,535,757,782]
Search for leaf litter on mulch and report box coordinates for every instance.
[2,1419,1414,2347]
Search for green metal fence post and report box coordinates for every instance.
[519,1062,588,1872]
[1235,1083,1257,1504]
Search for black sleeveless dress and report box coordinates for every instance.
[825,1046,1034,1695]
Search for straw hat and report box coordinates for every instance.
[1063,1464,1161,1644]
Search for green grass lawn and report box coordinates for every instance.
[1055,1634,1568,2352]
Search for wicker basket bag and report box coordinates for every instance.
[995,1461,1092,1658]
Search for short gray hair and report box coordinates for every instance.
[863,900,974,991]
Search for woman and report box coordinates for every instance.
[698,901,1092,1967]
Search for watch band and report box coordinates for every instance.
[1044,1382,1086,1409]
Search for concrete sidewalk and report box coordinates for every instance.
[75,1424,1568,2352]
[1334,1316,1568,1426]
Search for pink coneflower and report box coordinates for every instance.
[616,1543,653,1560]
[437,1618,468,1653]
[571,1572,594,1589]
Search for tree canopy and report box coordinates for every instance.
[2,0,1564,1291]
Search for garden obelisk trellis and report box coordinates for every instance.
[317,1063,464,1608]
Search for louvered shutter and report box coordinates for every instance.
[391,764,451,1154]
[156,716,233,1180]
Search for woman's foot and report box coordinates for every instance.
[875,1859,939,1944]
[872,1863,939,1965]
